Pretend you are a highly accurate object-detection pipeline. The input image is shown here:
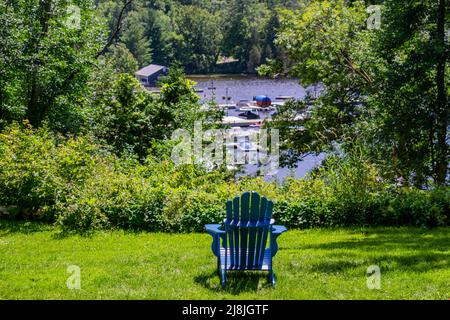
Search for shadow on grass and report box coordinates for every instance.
[0,220,81,240]
[0,219,119,240]
[286,228,450,274]
[194,270,273,295]
[0,220,52,236]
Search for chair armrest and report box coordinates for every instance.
[205,224,226,258]
[205,224,226,235]
[272,225,287,235]
[270,225,287,257]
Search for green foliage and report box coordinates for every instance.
[169,5,223,72]
[0,0,106,132]
[0,125,448,233]
[372,188,449,228]
[365,0,450,186]
[0,123,100,220]
[0,0,448,235]
[264,0,449,186]
[0,6,26,129]
[222,0,276,73]
[91,70,213,159]
[120,10,152,67]
[273,150,449,229]
[104,43,139,75]
[95,0,290,73]
[93,74,158,158]
[159,67,200,106]
[265,0,376,165]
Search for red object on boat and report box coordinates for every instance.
[255,95,272,107]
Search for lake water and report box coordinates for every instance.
[189,75,310,103]
[188,75,325,182]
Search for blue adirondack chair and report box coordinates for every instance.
[205,191,287,288]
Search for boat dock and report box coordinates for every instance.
[220,116,265,127]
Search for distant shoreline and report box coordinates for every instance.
[187,74,298,81]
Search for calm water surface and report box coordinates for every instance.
[189,75,310,103]
[188,75,325,182]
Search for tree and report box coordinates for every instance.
[170,5,223,72]
[94,74,157,158]
[0,4,26,129]
[264,0,449,186]
[368,0,449,186]
[93,68,219,159]
[223,0,272,72]
[0,0,107,132]
[265,0,375,164]
[248,45,262,72]
[120,10,152,67]
[105,43,139,75]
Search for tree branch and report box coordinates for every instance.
[338,49,373,85]
[95,0,133,59]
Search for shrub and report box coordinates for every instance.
[0,123,99,221]
[1,124,448,233]
[372,188,449,227]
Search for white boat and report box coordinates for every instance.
[238,106,261,112]
[237,100,257,107]
[271,101,286,107]
[217,103,237,110]
[238,105,275,112]
[220,116,263,127]
[202,103,236,111]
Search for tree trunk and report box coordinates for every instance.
[434,0,448,185]
[26,0,52,127]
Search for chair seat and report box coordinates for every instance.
[219,248,272,271]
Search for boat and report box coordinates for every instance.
[271,101,286,107]
[217,103,237,110]
[255,95,272,107]
[238,111,260,120]
[237,100,257,108]
[220,116,264,127]
[275,96,295,101]
[294,111,312,121]
[225,141,260,153]
[238,106,262,112]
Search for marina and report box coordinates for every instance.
[189,75,324,181]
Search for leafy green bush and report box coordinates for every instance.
[0,124,448,233]
[0,123,98,221]
[372,188,449,227]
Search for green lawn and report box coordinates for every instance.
[0,221,449,300]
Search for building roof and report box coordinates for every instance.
[135,64,167,77]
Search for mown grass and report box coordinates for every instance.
[0,221,449,300]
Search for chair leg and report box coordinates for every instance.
[268,270,276,288]
[220,269,227,288]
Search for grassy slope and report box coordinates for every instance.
[0,221,449,300]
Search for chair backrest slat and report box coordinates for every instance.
[247,192,260,268]
[258,200,272,268]
[225,200,234,267]
[255,196,268,268]
[239,192,250,268]
[224,191,273,270]
[232,196,240,268]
